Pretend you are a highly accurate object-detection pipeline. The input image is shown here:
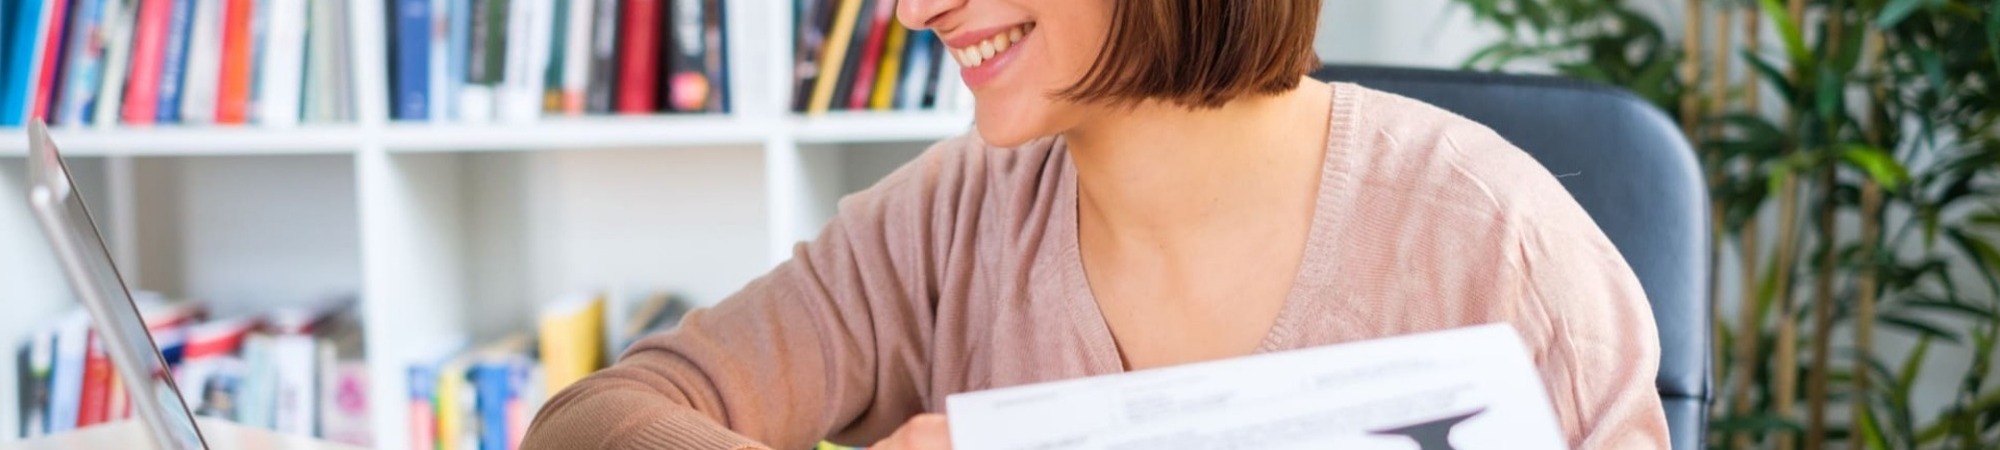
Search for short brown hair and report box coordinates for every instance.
[1057,0,1322,109]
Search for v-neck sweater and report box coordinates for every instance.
[520,83,1672,450]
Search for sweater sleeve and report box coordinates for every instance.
[521,138,981,450]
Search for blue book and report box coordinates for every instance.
[1,0,50,126]
[155,0,195,123]
[56,0,106,126]
[471,360,519,450]
[392,0,431,121]
[896,30,935,111]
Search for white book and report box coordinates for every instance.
[426,0,449,122]
[270,334,318,436]
[93,1,136,129]
[301,0,341,122]
[326,0,354,121]
[179,0,225,125]
[46,316,88,434]
[499,0,553,123]
[255,0,307,127]
[560,0,595,115]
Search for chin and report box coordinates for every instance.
[974,121,1042,148]
[972,101,1065,148]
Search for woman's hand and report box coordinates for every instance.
[870,414,953,449]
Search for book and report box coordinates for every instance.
[237,334,277,428]
[54,0,107,127]
[77,333,111,427]
[270,333,317,435]
[48,316,88,433]
[895,30,935,110]
[427,0,450,121]
[17,329,54,438]
[582,0,618,114]
[391,0,430,120]
[92,0,137,127]
[214,0,253,123]
[407,365,439,450]
[804,0,863,115]
[460,0,506,123]
[500,0,555,122]
[827,0,873,112]
[790,0,836,112]
[614,0,660,114]
[702,0,728,113]
[846,0,894,110]
[256,0,305,126]
[155,0,196,123]
[121,0,173,125]
[558,0,594,114]
[541,0,569,113]
[32,0,73,123]
[925,39,953,109]
[179,0,225,125]
[536,295,605,396]
[869,24,906,110]
[443,0,471,121]
[662,0,706,112]
[471,360,520,450]
[1,0,51,126]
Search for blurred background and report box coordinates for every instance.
[1,0,1994,448]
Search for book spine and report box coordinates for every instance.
[868,23,905,110]
[559,0,593,115]
[473,363,509,450]
[845,0,892,110]
[458,0,504,123]
[895,30,932,110]
[789,0,833,112]
[702,0,726,113]
[121,0,173,125]
[804,0,862,115]
[16,339,34,438]
[271,334,316,436]
[923,36,949,109]
[256,0,305,126]
[443,0,470,122]
[408,366,437,450]
[662,0,704,112]
[505,362,530,450]
[614,0,659,114]
[214,0,252,124]
[92,0,135,128]
[76,335,111,427]
[392,0,431,120]
[155,0,196,124]
[0,0,50,127]
[27,330,55,437]
[48,319,86,433]
[56,0,107,127]
[501,0,554,122]
[427,0,450,121]
[582,0,617,114]
[32,0,74,123]
[178,0,223,125]
[827,0,872,113]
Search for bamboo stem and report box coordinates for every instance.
[1729,7,1764,450]
[1852,30,1888,450]
[1774,2,1810,448]
[1682,0,1706,137]
[1808,168,1837,449]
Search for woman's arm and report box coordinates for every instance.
[521,141,976,450]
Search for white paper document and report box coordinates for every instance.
[946,324,1567,450]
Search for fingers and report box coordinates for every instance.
[874,414,952,450]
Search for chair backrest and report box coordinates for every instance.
[1312,65,1712,449]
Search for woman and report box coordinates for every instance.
[522,0,1671,448]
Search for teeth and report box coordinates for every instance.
[954,24,1031,68]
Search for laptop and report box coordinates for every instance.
[24,120,209,450]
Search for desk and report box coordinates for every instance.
[8,418,363,450]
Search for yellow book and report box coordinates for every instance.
[808,0,868,115]
[437,334,530,450]
[870,25,910,111]
[538,294,607,395]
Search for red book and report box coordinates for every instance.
[847,0,896,110]
[121,0,174,125]
[616,0,663,114]
[32,0,73,121]
[77,334,113,427]
[215,0,255,124]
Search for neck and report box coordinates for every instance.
[1066,79,1333,244]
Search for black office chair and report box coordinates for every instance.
[1311,65,1712,449]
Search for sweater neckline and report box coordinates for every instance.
[1055,82,1364,374]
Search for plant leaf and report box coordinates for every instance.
[1841,145,1913,189]
[1879,314,1962,344]
[1756,0,1811,67]
[1878,0,1927,27]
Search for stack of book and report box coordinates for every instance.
[391,0,731,124]
[409,292,690,450]
[0,0,356,129]
[791,0,961,115]
[12,294,371,446]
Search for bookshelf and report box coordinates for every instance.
[0,0,970,447]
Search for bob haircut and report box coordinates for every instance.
[1057,0,1323,109]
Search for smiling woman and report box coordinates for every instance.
[520,0,1670,448]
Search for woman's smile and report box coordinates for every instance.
[943,22,1036,88]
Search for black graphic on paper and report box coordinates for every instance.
[1368,407,1487,450]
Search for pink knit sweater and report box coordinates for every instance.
[520,83,1672,449]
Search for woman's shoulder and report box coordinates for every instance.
[1333,83,1587,233]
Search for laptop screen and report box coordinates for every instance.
[25,122,208,450]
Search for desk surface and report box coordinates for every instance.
[8,418,363,450]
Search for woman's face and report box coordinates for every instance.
[898,0,1113,147]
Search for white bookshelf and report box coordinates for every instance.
[0,0,969,446]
